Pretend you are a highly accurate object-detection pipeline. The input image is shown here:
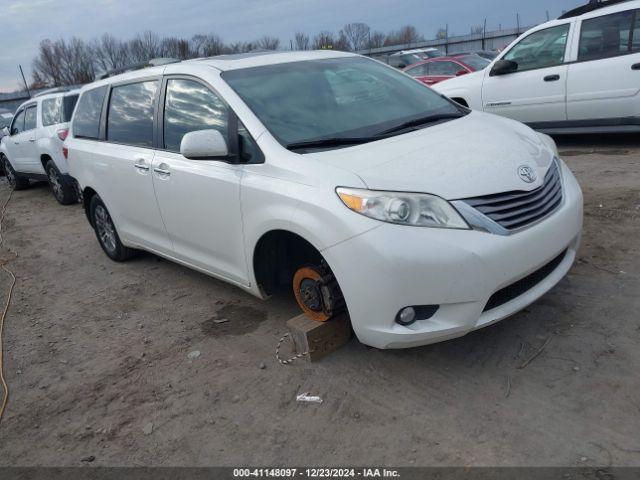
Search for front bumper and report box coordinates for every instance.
[323,161,583,349]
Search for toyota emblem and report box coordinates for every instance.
[518,165,537,183]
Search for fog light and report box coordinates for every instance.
[396,307,416,326]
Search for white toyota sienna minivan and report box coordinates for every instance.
[67,51,583,349]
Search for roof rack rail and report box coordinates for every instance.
[33,86,74,97]
[558,0,633,19]
[97,57,181,80]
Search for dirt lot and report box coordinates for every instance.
[0,136,638,467]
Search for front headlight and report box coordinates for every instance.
[336,187,469,229]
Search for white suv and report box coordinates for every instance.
[67,51,583,349]
[0,89,80,204]
[434,0,640,133]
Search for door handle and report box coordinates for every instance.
[133,159,150,172]
[153,167,170,176]
[632,63,640,70]
[544,74,560,82]
[29,138,35,143]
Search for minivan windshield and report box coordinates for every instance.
[222,57,464,151]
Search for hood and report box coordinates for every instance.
[307,111,555,200]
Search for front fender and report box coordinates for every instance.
[433,71,486,110]
[240,166,376,295]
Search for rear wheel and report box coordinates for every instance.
[89,195,136,262]
[46,160,76,205]
[2,156,30,190]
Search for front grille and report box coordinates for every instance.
[483,249,567,312]
[461,162,562,231]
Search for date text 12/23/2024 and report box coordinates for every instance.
[233,468,401,478]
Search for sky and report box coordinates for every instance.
[0,0,583,92]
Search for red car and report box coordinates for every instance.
[402,54,490,86]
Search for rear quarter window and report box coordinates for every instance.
[42,97,64,126]
[73,86,107,139]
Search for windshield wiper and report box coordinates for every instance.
[286,136,385,151]
[378,112,465,136]
[286,112,467,151]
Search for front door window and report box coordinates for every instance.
[504,24,570,72]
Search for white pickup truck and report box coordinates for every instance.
[434,0,640,134]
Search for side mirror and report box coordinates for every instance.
[456,70,469,77]
[180,129,228,160]
[490,59,518,76]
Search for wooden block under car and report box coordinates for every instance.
[286,313,352,362]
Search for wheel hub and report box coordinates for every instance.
[4,162,15,186]
[94,205,117,253]
[292,264,345,322]
[299,278,322,311]
[48,167,62,199]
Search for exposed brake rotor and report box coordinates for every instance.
[292,262,345,322]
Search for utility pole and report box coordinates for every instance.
[516,13,521,34]
[546,10,550,21]
[445,24,449,54]
[482,18,487,50]
[19,65,31,98]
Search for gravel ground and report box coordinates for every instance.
[0,135,638,467]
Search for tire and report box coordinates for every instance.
[2,156,30,190]
[45,160,77,205]
[89,195,137,262]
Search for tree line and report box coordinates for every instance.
[31,23,428,87]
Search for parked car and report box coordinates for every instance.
[67,50,582,349]
[453,50,499,61]
[0,109,12,176]
[434,0,640,133]
[403,54,491,86]
[0,108,12,136]
[0,89,80,204]
[388,48,445,68]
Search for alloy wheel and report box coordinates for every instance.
[94,205,117,254]
[47,166,63,201]
[3,160,15,188]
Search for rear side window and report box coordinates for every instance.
[429,61,460,76]
[633,13,640,50]
[163,79,228,152]
[73,86,107,139]
[107,81,158,147]
[24,106,37,131]
[42,97,64,126]
[10,110,24,135]
[578,9,637,61]
[406,64,429,77]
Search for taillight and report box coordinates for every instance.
[62,146,69,159]
[57,129,69,141]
